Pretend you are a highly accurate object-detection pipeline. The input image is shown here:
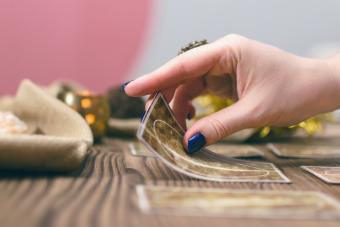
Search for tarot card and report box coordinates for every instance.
[137,93,290,183]
[136,185,340,219]
[207,144,264,158]
[267,143,340,159]
[302,166,340,184]
[128,142,157,158]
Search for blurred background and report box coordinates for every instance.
[1,0,340,94]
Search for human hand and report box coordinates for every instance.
[123,34,340,153]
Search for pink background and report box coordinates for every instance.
[0,0,152,94]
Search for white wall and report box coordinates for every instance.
[133,0,340,78]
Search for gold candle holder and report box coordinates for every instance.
[60,91,110,141]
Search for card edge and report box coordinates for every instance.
[301,166,340,184]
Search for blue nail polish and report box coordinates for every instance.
[140,111,145,122]
[119,80,133,93]
[188,132,206,154]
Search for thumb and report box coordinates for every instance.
[183,100,252,154]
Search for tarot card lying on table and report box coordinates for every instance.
[137,93,290,183]
[302,166,340,184]
[128,142,157,157]
[267,143,340,159]
[207,143,264,158]
[136,185,340,219]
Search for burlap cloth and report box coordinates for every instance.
[0,80,93,172]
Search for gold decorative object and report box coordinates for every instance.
[193,94,234,119]
[59,90,110,141]
[194,93,324,141]
[178,39,208,55]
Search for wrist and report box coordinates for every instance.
[298,56,340,114]
[327,53,340,108]
[329,52,340,81]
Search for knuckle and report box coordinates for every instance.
[224,33,242,40]
[243,101,279,128]
[223,34,248,45]
[241,102,264,127]
[220,34,249,62]
[176,56,191,81]
[206,118,232,141]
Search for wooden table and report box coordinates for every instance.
[1,132,340,227]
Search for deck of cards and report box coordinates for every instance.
[207,143,264,158]
[137,93,290,183]
[129,141,264,159]
[128,142,157,158]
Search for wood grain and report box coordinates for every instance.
[1,135,340,227]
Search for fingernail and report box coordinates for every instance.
[188,132,206,154]
[119,80,133,93]
[140,111,145,122]
[187,113,191,120]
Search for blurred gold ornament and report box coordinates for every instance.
[59,91,110,141]
[193,94,234,118]
[193,94,324,141]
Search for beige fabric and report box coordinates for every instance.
[0,80,93,172]
[0,96,15,112]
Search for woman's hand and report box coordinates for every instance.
[124,34,340,153]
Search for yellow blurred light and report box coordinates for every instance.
[298,121,306,127]
[85,114,96,125]
[260,127,270,138]
[81,98,92,108]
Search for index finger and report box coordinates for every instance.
[124,42,222,97]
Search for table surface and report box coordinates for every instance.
[1,127,340,227]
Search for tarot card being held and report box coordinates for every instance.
[302,166,340,184]
[207,144,264,158]
[136,185,340,219]
[137,93,290,183]
[128,142,157,158]
[267,143,340,159]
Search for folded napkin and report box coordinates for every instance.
[0,80,93,172]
